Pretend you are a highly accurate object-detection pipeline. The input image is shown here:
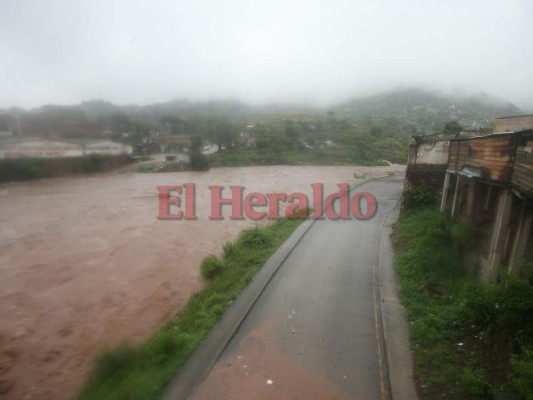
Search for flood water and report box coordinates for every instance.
[0,164,404,399]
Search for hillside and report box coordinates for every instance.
[335,88,522,134]
[0,88,523,138]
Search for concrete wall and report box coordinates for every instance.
[414,141,450,165]
[84,141,133,156]
[0,140,83,159]
[403,138,450,210]
[495,115,533,133]
[0,139,133,159]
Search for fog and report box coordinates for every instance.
[1,0,532,109]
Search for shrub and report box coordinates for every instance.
[450,220,470,245]
[238,227,272,249]
[458,274,533,340]
[460,367,487,397]
[222,242,238,258]
[410,184,437,208]
[189,152,209,171]
[148,330,190,362]
[200,255,224,279]
[80,154,106,173]
[93,343,137,378]
[511,345,533,398]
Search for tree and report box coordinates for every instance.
[208,118,236,150]
[189,152,209,171]
[189,135,209,171]
[443,120,463,134]
[190,135,203,152]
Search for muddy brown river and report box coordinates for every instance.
[0,165,404,400]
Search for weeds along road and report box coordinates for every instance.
[181,176,405,400]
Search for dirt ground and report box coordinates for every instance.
[0,164,404,400]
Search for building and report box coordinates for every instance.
[155,135,191,153]
[495,115,533,133]
[0,137,132,159]
[401,115,533,282]
[403,132,471,209]
[440,130,533,282]
[63,138,133,156]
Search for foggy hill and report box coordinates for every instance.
[334,87,522,133]
[0,88,523,137]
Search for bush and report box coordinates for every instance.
[450,220,470,245]
[460,367,487,397]
[222,242,238,258]
[0,158,50,181]
[79,154,106,173]
[93,343,138,378]
[511,345,533,398]
[200,255,224,279]
[238,227,272,249]
[410,184,437,208]
[148,330,191,362]
[189,151,209,171]
[459,274,533,340]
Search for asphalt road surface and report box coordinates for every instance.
[188,176,404,400]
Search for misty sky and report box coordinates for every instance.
[1,0,532,109]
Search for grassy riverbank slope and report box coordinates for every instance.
[393,209,532,399]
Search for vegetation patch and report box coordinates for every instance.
[136,161,188,173]
[0,155,133,182]
[77,217,304,400]
[393,208,533,399]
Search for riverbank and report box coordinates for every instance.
[0,154,135,183]
[207,146,403,167]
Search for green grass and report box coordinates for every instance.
[207,146,392,167]
[393,208,533,399]
[77,217,304,400]
[136,155,153,162]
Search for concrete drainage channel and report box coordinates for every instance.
[160,174,418,400]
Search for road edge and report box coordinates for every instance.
[378,194,420,400]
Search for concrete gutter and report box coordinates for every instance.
[161,173,417,400]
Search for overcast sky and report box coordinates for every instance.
[1,0,532,110]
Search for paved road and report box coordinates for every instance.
[188,176,404,400]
